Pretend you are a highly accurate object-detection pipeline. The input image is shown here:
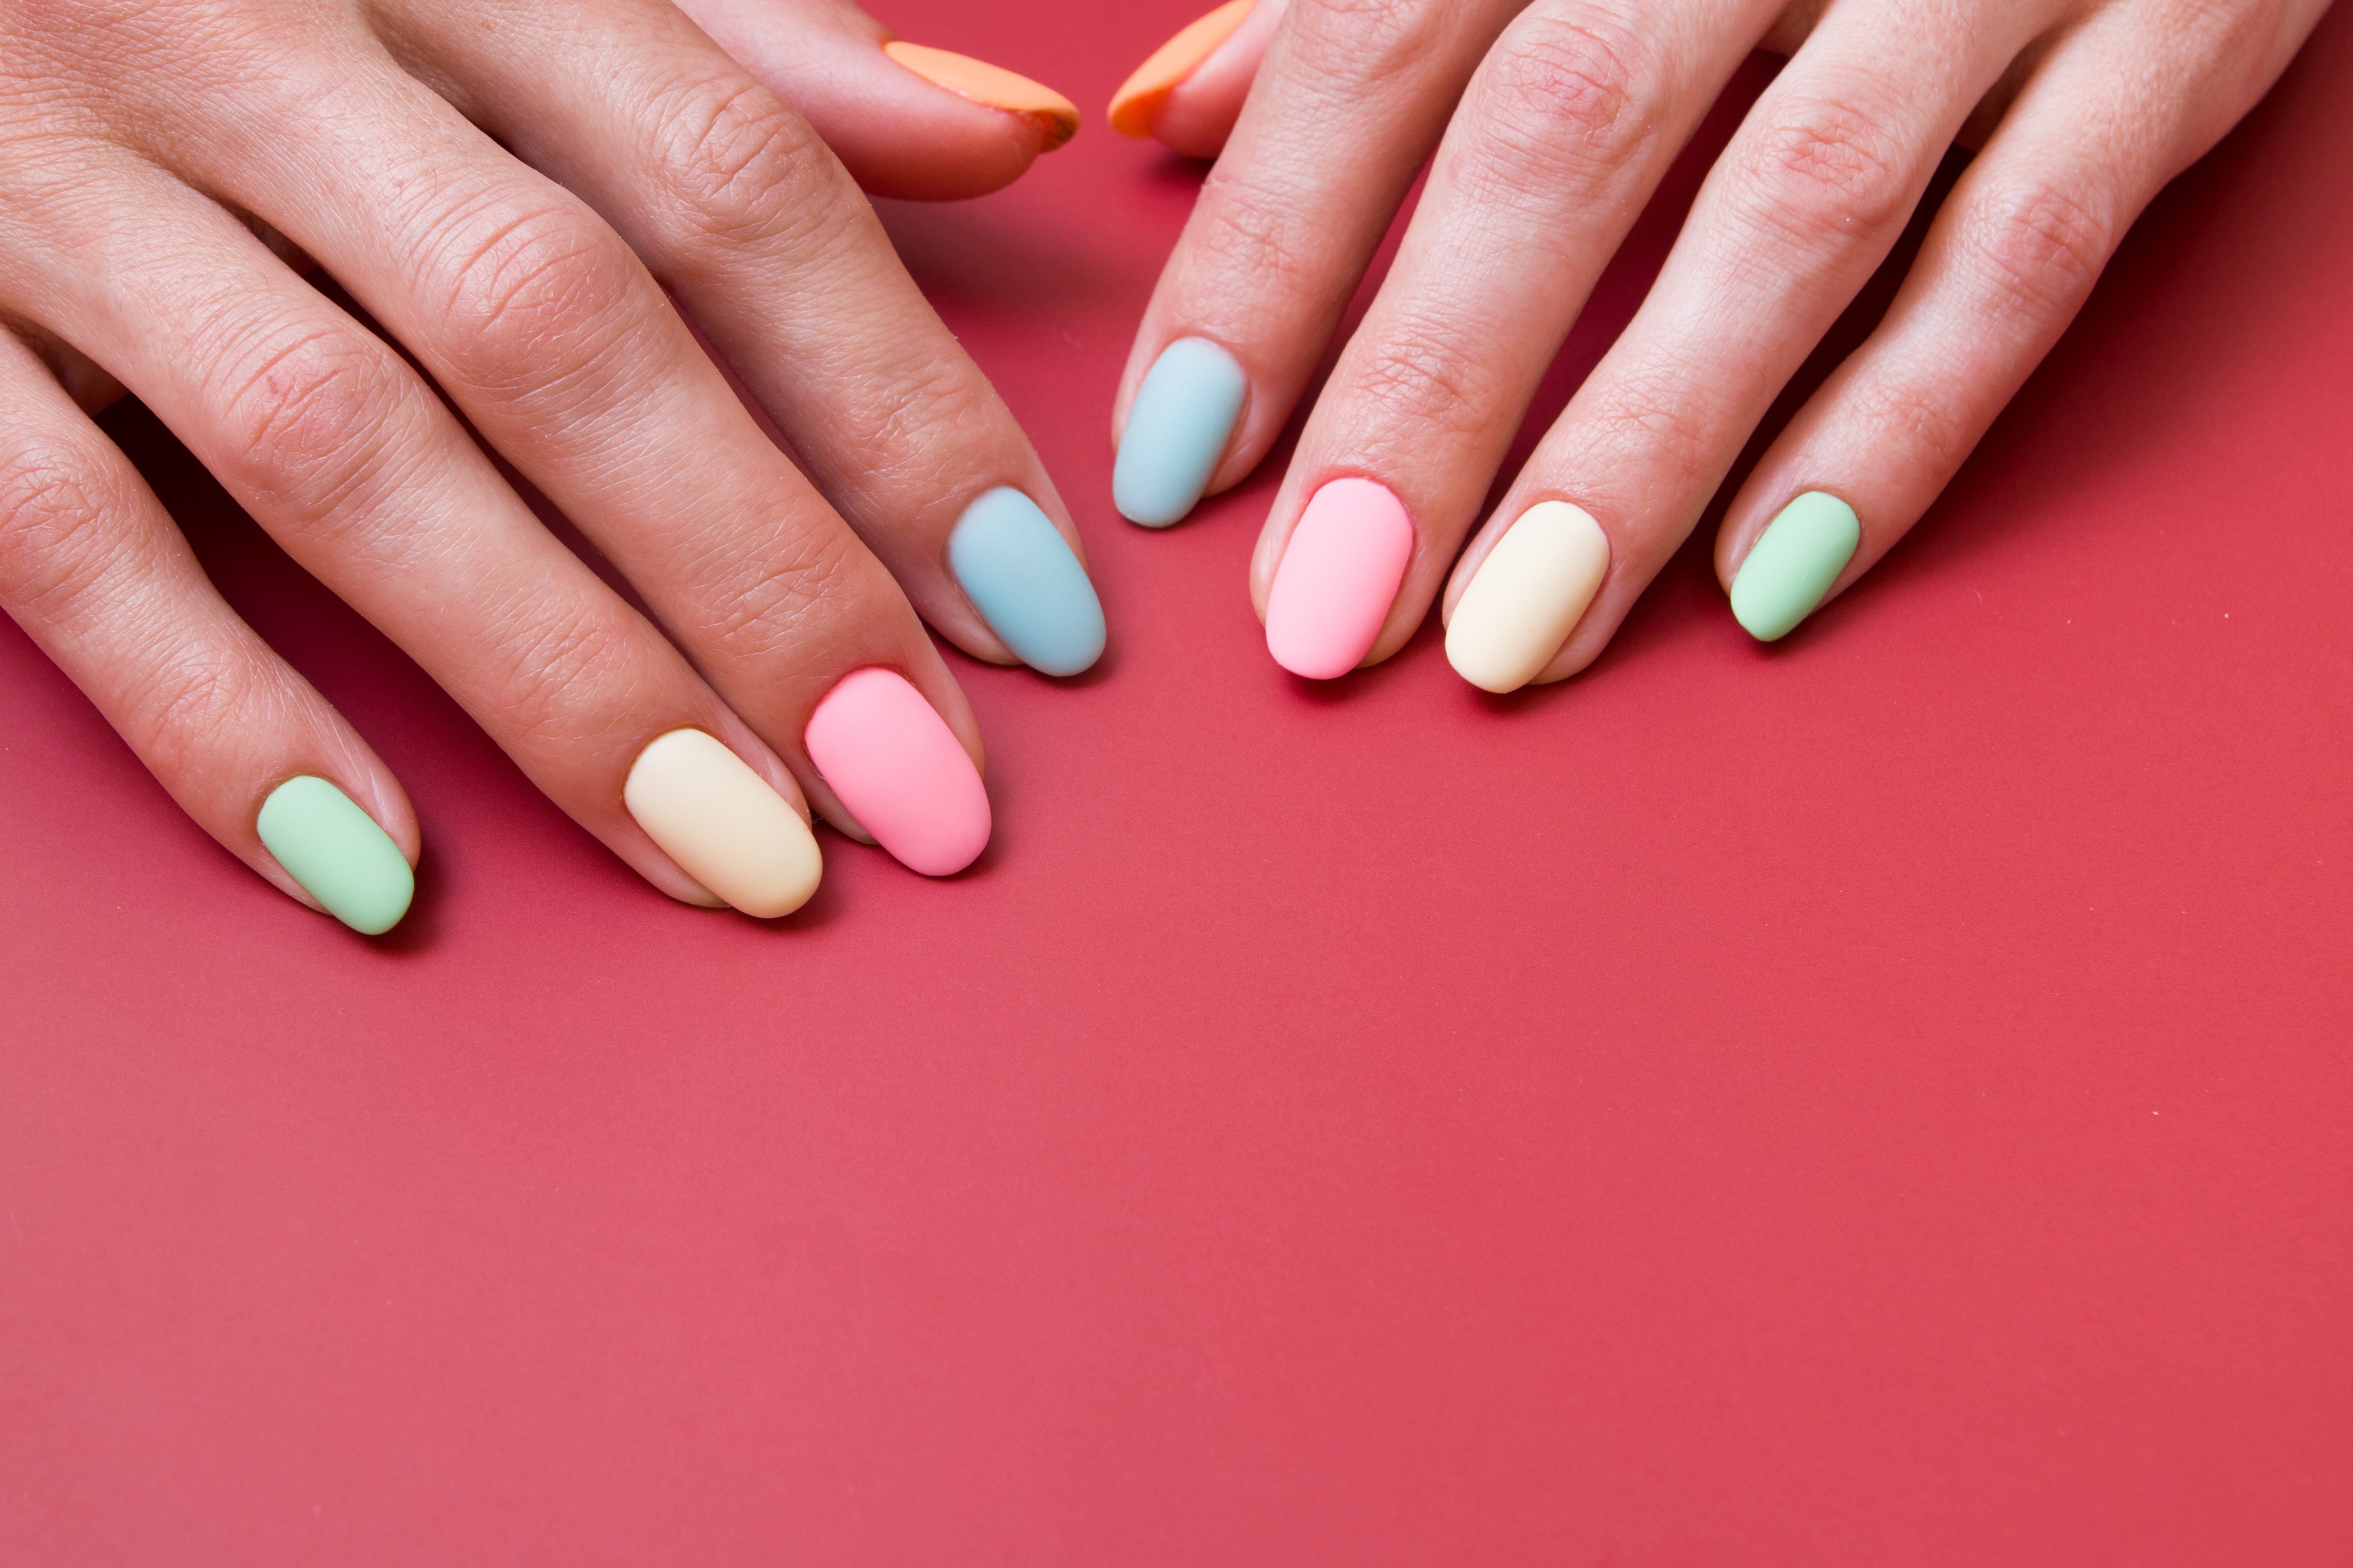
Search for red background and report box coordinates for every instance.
[5,1,2350,1561]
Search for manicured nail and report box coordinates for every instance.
[1263,477,1414,680]
[948,488,1107,677]
[1730,491,1861,642]
[1113,337,1247,528]
[1445,501,1612,694]
[256,776,415,935]
[882,42,1079,149]
[803,669,991,877]
[1109,0,1254,138]
[623,730,822,919]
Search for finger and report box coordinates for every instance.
[0,327,417,935]
[1109,0,1289,159]
[1714,0,2337,640]
[13,152,827,916]
[1440,0,2047,689]
[1247,0,1775,678]
[149,34,993,871]
[429,0,1106,678]
[1110,0,1524,529]
[670,0,1078,198]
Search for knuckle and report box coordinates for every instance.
[1739,88,1918,249]
[1960,176,2114,316]
[825,355,992,488]
[135,651,257,773]
[1586,362,1714,482]
[1474,6,1662,178]
[1185,174,1317,302]
[206,324,408,517]
[699,526,862,664]
[421,191,646,399]
[1291,0,1445,79]
[0,433,123,611]
[1346,316,1507,444]
[491,600,636,748]
[646,72,836,253]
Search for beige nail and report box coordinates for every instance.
[1445,501,1612,694]
[624,730,822,918]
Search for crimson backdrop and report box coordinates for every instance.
[5,1,2350,1561]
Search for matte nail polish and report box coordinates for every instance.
[948,488,1107,677]
[624,730,822,918]
[1108,0,1254,137]
[1113,337,1247,527]
[803,669,991,877]
[255,775,415,935]
[1263,477,1415,680]
[1730,491,1861,642]
[1445,501,1612,694]
[883,42,1079,148]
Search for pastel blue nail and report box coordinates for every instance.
[948,488,1107,676]
[1113,336,1247,527]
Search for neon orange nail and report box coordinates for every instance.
[1108,0,1254,139]
[883,41,1080,149]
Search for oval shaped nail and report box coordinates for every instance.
[1445,501,1611,694]
[882,42,1080,148]
[624,730,822,918]
[1263,477,1414,680]
[803,669,991,877]
[1730,491,1862,642]
[1108,0,1254,137]
[948,488,1106,677]
[1113,337,1247,528]
[255,776,415,935]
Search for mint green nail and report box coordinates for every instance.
[256,776,414,935]
[1730,491,1862,642]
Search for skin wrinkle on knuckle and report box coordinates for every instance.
[204,322,416,525]
[1346,316,1510,447]
[697,528,862,663]
[646,69,837,257]
[1958,175,2115,318]
[1464,5,1663,199]
[1289,0,1450,83]
[0,436,147,621]
[1583,364,1715,491]
[414,186,647,404]
[484,596,639,750]
[1736,88,1919,255]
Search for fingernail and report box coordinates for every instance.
[1113,337,1247,527]
[1109,0,1254,138]
[948,488,1107,677]
[1263,477,1414,680]
[1445,501,1612,694]
[883,42,1079,149]
[1730,491,1861,642]
[623,730,822,918]
[256,776,415,935]
[804,669,991,877]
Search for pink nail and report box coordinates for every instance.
[803,668,991,877]
[1263,478,1414,679]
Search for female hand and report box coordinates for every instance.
[0,0,1105,933]
[1105,0,2330,686]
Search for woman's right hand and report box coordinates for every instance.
[0,0,1106,932]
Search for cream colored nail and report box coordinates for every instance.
[624,729,822,918]
[1445,501,1612,694]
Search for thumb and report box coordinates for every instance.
[1109,0,1290,160]
[674,0,1080,200]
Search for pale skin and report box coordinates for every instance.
[1117,0,2333,675]
[0,0,1080,919]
